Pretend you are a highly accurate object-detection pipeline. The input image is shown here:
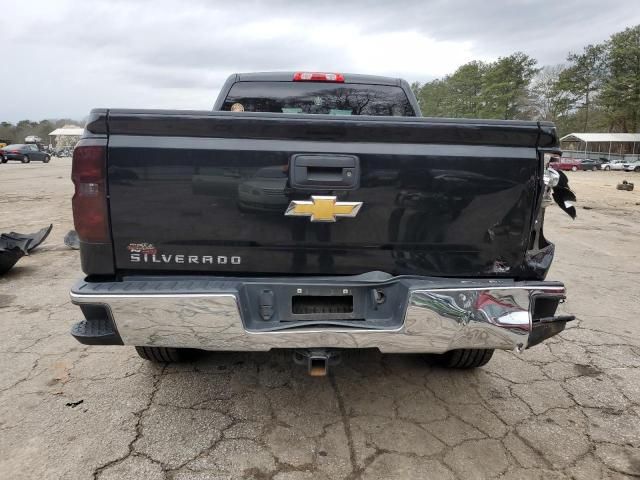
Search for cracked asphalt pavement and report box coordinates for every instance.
[1,159,639,479]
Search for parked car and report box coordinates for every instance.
[622,160,640,172]
[0,144,50,163]
[601,160,627,171]
[549,156,581,171]
[579,159,604,171]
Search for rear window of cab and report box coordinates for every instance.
[222,81,415,117]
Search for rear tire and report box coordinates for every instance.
[435,348,494,369]
[0,156,5,163]
[635,166,640,172]
[571,166,578,172]
[135,346,194,363]
[604,166,610,171]
[22,155,30,163]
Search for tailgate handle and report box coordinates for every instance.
[290,154,359,190]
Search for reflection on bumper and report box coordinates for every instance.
[70,279,565,353]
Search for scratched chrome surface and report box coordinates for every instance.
[71,285,563,353]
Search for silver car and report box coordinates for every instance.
[623,161,640,172]
[602,160,627,171]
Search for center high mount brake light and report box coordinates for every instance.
[293,72,344,82]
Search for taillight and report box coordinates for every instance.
[293,72,344,82]
[71,140,110,243]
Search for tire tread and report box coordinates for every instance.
[440,348,494,369]
[135,346,186,363]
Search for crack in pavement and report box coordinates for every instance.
[91,364,168,479]
[328,373,359,477]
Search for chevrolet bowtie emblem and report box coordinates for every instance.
[285,195,363,222]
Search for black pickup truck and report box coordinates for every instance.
[69,71,572,375]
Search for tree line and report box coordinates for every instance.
[411,24,640,135]
[0,119,82,145]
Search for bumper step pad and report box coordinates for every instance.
[71,318,123,345]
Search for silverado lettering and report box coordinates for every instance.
[129,254,241,264]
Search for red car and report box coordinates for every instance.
[549,156,581,171]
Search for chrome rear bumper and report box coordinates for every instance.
[70,276,567,353]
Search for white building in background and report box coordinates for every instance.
[560,133,640,162]
[48,125,83,148]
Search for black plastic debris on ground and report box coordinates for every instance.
[0,224,53,275]
[0,247,25,275]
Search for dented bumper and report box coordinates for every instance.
[69,274,571,353]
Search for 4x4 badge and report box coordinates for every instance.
[285,195,362,222]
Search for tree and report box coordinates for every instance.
[530,65,573,122]
[557,44,607,131]
[415,54,537,120]
[416,78,452,117]
[600,25,640,132]
[410,81,423,109]
[447,61,486,118]
[481,52,539,119]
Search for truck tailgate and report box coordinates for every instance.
[105,111,556,277]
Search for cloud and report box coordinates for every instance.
[1,0,639,121]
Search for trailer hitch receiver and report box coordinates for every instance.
[293,349,342,377]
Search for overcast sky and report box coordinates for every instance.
[3,0,640,122]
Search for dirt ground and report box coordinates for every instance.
[1,158,639,479]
